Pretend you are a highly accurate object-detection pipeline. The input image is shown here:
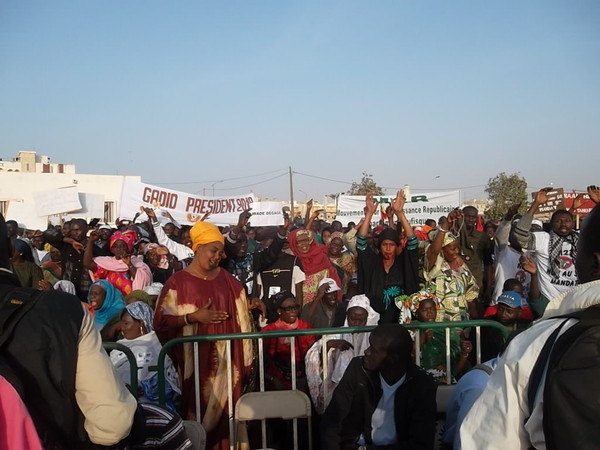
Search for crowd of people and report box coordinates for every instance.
[1,184,599,449]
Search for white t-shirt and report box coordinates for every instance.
[370,373,406,446]
[492,246,532,304]
[533,232,578,301]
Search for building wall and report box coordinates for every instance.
[0,172,141,227]
[0,151,76,174]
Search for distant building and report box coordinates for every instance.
[0,151,139,228]
[0,150,76,174]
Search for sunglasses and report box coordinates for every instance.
[280,305,300,312]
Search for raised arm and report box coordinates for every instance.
[426,209,461,271]
[145,207,194,260]
[495,203,521,247]
[83,230,99,271]
[510,188,551,251]
[392,190,414,239]
[303,199,313,228]
[358,193,378,238]
[306,207,323,236]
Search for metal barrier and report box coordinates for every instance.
[153,320,508,449]
[103,342,139,397]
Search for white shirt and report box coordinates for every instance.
[371,373,406,446]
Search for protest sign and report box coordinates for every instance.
[247,201,285,226]
[32,186,82,216]
[119,179,256,226]
[336,191,461,226]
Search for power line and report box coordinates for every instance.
[293,171,350,185]
[207,172,289,192]
[294,171,487,192]
[151,167,288,185]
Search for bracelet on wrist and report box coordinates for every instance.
[438,226,449,233]
[183,314,190,326]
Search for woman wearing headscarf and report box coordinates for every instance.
[86,279,126,340]
[84,228,152,297]
[288,228,342,305]
[397,290,471,384]
[153,221,255,450]
[305,294,380,413]
[424,209,479,321]
[356,191,420,324]
[9,239,43,288]
[327,232,356,296]
[110,301,181,410]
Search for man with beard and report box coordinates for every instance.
[509,187,597,301]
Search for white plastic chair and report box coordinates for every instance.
[234,390,312,450]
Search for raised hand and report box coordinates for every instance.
[587,185,600,204]
[391,190,406,214]
[534,187,552,205]
[143,207,157,221]
[365,193,379,215]
[504,203,521,220]
[520,253,537,274]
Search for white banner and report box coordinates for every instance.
[119,179,256,226]
[32,186,82,216]
[247,201,285,226]
[336,191,461,226]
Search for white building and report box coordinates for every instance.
[0,151,140,229]
[0,150,76,174]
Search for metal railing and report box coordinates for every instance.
[152,320,507,449]
[103,342,138,397]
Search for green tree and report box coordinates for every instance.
[348,171,385,195]
[484,172,528,220]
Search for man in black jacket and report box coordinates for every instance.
[322,323,437,449]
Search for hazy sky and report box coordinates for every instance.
[2,1,598,203]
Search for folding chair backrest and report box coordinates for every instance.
[235,390,311,421]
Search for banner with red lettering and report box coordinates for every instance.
[119,179,256,226]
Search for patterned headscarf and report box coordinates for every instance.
[88,280,125,329]
[397,289,439,324]
[109,230,138,253]
[125,301,154,333]
[189,221,224,252]
[429,230,457,247]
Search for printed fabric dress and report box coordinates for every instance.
[153,269,254,450]
[424,254,479,321]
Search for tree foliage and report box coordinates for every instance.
[484,172,528,220]
[348,171,385,196]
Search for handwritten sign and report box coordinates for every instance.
[535,188,565,214]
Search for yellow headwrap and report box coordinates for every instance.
[189,221,224,251]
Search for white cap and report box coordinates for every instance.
[318,277,341,292]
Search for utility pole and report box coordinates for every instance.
[289,166,295,220]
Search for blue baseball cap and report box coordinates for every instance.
[497,291,523,309]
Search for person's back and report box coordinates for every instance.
[0,280,138,448]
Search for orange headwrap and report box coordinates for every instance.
[190,221,224,251]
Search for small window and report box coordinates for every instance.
[104,201,115,224]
